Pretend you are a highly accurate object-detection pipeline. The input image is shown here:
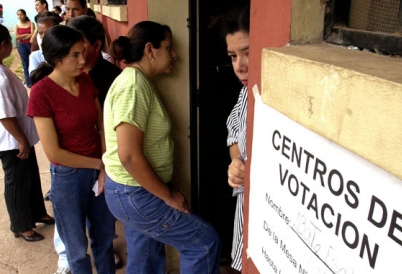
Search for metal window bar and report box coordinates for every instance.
[324,0,402,56]
[106,0,127,5]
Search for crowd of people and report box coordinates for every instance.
[0,0,250,273]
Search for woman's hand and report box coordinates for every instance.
[165,189,191,214]
[227,157,245,188]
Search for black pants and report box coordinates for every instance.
[0,147,47,233]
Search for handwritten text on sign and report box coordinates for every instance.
[248,97,402,274]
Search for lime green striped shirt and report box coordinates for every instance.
[103,67,174,186]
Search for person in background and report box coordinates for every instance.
[53,6,64,21]
[14,9,34,87]
[28,14,60,76]
[60,0,66,14]
[223,2,250,272]
[53,5,61,15]
[63,0,111,54]
[86,8,96,18]
[31,0,50,52]
[27,25,115,273]
[0,4,4,25]
[30,12,62,55]
[63,0,87,24]
[103,21,221,274]
[34,0,49,23]
[0,24,54,243]
[67,15,121,110]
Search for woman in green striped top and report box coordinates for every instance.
[103,21,221,274]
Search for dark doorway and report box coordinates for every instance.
[189,0,245,262]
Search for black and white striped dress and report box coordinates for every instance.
[226,85,248,271]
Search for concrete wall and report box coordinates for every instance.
[148,0,191,201]
[290,0,326,44]
[261,44,402,180]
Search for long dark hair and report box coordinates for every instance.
[110,21,172,64]
[17,9,31,22]
[30,25,83,85]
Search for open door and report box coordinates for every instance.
[189,0,245,262]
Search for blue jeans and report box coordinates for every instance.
[50,164,115,274]
[54,225,69,268]
[17,43,30,87]
[104,176,221,274]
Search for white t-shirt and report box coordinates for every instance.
[37,33,42,50]
[0,65,39,150]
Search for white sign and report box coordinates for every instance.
[249,94,402,274]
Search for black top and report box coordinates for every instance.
[89,55,122,109]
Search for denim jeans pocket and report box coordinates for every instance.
[51,164,77,177]
[104,184,129,222]
[50,165,82,200]
[128,187,168,220]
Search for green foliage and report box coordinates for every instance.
[3,54,13,67]
[14,64,23,80]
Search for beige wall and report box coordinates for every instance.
[261,44,402,180]
[291,0,326,44]
[148,1,191,198]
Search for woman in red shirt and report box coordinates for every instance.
[14,9,34,87]
[27,25,115,273]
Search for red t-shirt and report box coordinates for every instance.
[27,73,101,160]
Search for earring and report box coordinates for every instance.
[150,58,154,64]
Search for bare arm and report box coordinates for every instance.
[227,143,245,188]
[33,117,103,170]
[13,25,22,40]
[116,122,190,213]
[29,30,37,44]
[14,24,32,40]
[26,22,35,40]
[0,117,30,159]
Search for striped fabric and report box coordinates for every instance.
[0,147,47,233]
[226,86,248,271]
[227,85,248,159]
[231,193,244,271]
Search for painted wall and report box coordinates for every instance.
[148,0,191,201]
[1,0,37,31]
[244,0,292,272]
[96,0,148,46]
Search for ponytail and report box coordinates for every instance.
[29,62,53,86]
